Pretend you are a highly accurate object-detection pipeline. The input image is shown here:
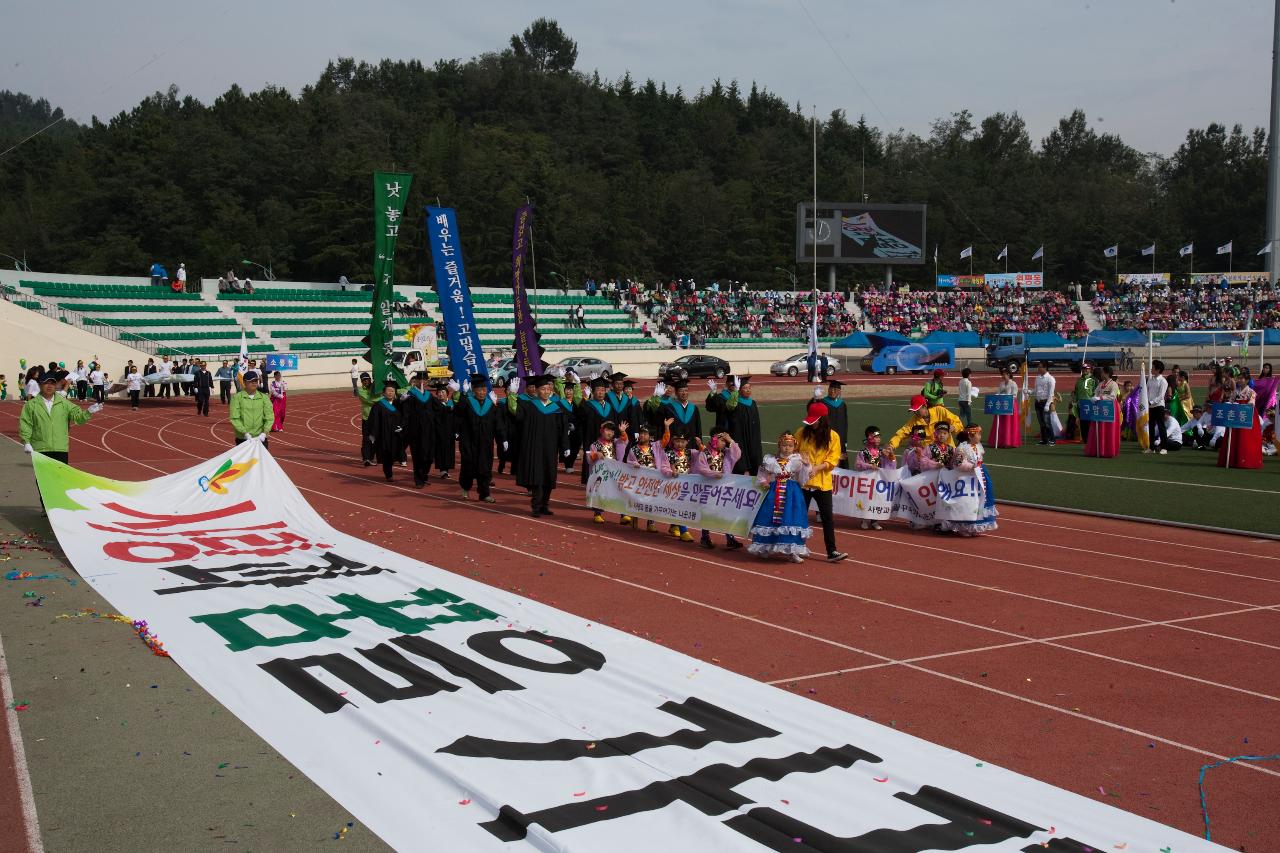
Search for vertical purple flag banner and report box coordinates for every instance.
[425,206,487,385]
[511,205,546,378]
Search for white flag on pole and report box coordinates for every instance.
[1258,242,1272,256]
[1217,241,1233,255]
[1103,245,1118,258]
[1031,245,1044,261]
[959,246,973,259]
[1141,243,1155,257]
[933,244,938,263]
[996,245,1007,261]
[238,329,248,368]
[1179,243,1193,257]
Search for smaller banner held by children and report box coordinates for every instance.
[830,467,899,521]
[586,459,763,536]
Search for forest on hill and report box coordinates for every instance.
[0,19,1269,290]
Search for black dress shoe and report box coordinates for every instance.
[540,508,555,516]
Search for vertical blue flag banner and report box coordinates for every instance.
[425,206,487,384]
[510,205,546,378]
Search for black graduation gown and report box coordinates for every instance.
[511,397,568,489]
[498,396,521,470]
[606,391,641,442]
[454,394,504,476]
[401,389,435,475]
[577,397,614,483]
[663,399,702,444]
[366,399,404,463]
[726,398,763,475]
[705,390,733,434]
[427,396,456,472]
[823,397,849,464]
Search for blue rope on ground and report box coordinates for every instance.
[1198,753,1280,841]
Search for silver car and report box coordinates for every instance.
[552,356,613,380]
[770,352,838,377]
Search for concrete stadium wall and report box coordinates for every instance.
[0,298,153,380]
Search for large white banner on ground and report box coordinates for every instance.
[585,459,762,536]
[830,466,900,521]
[30,446,1224,852]
[831,466,982,526]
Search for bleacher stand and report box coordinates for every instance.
[857,288,1088,338]
[638,284,858,345]
[1092,280,1280,331]
[220,286,416,354]
[412,291,656,348]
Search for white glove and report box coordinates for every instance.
[88,403,103,414]
[462,380,471,394]
[707,378,717,392]
[508,377,521,395]
[395,426,403,433]
[654,381,667,397]
[553,365,566,378]
[563,448,572,458]
[489,390,498,404]
[566,370,578,383]
[23,443,33,454]
[728,374,738,390]
[813,386,824,399]
[447,379,460,393]
[502,441,509,451]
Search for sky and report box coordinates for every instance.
[4,0,1276,154]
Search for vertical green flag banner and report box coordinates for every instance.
[369,172,413,387]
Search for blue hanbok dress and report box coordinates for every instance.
[747,454,811,557]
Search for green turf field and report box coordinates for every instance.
[713,396,1278,536]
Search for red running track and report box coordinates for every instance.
[2,391,1278,850]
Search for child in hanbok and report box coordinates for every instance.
[624,424,671,531]
[900,425,929,475]
[660,430,696,541]
[269,371,287,432]
[853,424,896,531]
[587,420,627,524]
[692,432,742,549]
[941,424,998,537]
[748,432,811,563]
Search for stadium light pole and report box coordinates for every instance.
[0,251,28,271]
[1266,0,1280,286]
[773,266,798,293]
[241,259,275,281]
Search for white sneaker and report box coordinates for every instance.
[789,553,805,563]
[1158,449,1167,455]
[860,521,870,530]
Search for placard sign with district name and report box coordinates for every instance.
[983,394,1015,416]
[1211,403,1254,428]
[1078,399,1116,422]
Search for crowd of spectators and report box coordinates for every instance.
[641,286,857,342]
[1092,280,1280,331]
[856,288,1088,338]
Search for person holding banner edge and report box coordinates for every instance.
[229,371,273,449]
[692,432,742,550]
[20,373,101,465]
[853,425,896,531]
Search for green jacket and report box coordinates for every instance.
[1071,375,1096,417]
[357,385,378,420]
[921,378,946,406]
[19,395,92,453]
[229,390,273,438]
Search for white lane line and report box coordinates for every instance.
[0,630,45,853]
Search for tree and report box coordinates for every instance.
[508,18,578,74]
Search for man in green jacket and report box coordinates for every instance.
[921,369,947,408]
[355,371,377,466]
[19,373,101,464]
[229,370,274,448]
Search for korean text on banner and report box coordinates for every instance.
[585,459,761,536]
[425,206,487,384]
[984,394,1016,416]
[371,172,413,388]
[510,205,546,378]
[29,447,1227,853]
[830,466,899,521]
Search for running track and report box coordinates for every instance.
[2,391,1278,851]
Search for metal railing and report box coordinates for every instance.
[2,284,195,360]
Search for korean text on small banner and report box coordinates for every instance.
[934,467,985,522]
[29,446,1228,853]
[888,470,939,527]
[585,459,761,536]
[1078,399,1116,423]
[371,172,413,388]
[983,394,1016,416]
[1211,402,1254,428]
[830,466,900,521]
[425,206,487,385]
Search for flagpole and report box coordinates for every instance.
[526,195,540,323]
[812,106,818,298]
[1151,245,1155,275]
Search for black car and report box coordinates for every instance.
[658,354,730,383]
